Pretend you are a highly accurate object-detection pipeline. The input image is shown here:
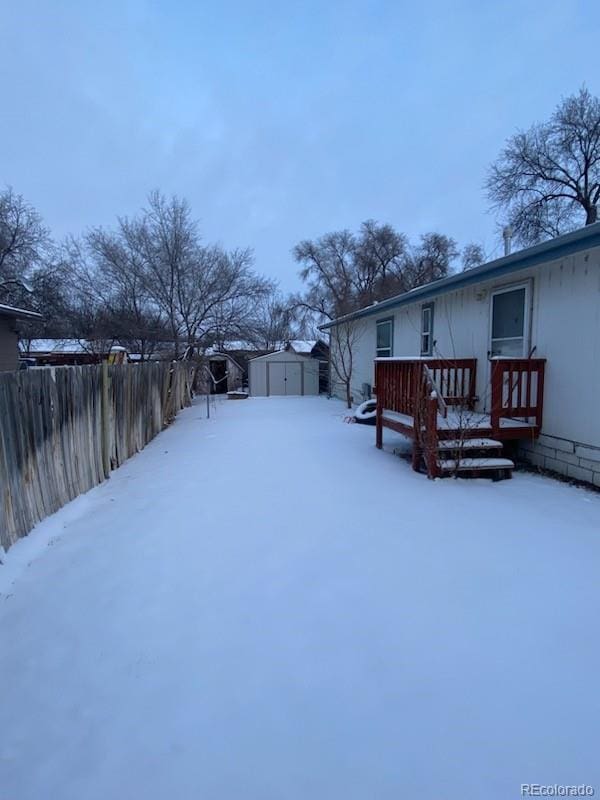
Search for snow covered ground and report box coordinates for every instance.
[1,396,600,799]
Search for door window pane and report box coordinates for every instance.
[491,287,527,357]
[492,288,525,339]
[376,319,393,357]
[421,304,434,356]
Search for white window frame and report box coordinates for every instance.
[376,318,394,358]
[489,280,532,358]
[421,303,434,356]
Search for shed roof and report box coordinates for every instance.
[248,349,315,363]
[320,222,600,330]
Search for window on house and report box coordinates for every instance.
[490,285,529,357]
[421,303,434,356]
[376,318,393,358]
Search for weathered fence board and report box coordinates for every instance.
[0,361,194,551]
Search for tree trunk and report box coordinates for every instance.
[585,204,598,225]
[345,381,352,409]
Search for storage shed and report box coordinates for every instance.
[248,350,320,397]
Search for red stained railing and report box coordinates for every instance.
[374,359,423,418]
[375,358,477,479]
[375,358,477,414]
[490,358,546,433]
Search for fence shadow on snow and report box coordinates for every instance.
[0,361,195,551]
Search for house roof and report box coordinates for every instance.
[19,339,127,354]
[20,338,92,354]
[320,222,600,330]
[286,339,318,354]
[0,303,42,321]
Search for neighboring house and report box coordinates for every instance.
[322,223,600,485]
[284,339,329,359]
[0,304,42,371]
[20,339,128,366]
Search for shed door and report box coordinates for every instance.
[268,363,287,395]
[266,361,304,396]
[284,362,302,395]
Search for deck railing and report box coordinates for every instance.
[490,358,546,433]
[375,358,477,479]
[374,359,423,418]
[375,357,477,414]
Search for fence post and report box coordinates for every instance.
[101,361,111,478]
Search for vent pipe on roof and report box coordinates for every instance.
[502,225,513,256]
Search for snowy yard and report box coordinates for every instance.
[1,396,600,799]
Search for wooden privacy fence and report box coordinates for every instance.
[0,361,195,551]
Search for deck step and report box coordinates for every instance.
[437,438,503,451]
[437,457,515,472]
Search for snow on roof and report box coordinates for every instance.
[20,339,88,353]
[287,340,317,354]
[19,339,120,354]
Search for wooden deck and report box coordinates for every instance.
[374,357,546,479]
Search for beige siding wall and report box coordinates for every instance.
[0,318,19,372]
[329,245,600,471]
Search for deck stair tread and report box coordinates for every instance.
[437,457,515,472]
[437,438,502,451]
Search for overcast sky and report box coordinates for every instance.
[1,0,598,291]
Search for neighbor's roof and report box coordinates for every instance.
[19,338,126,354]
[320,222,600,330]
[286,339,317,354]
[0,303,42,321]
[20,338,89,354]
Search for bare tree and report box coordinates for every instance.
[293,229,357,322]
[76,229,164,358]
[404,233,459,287]
[294,224,460,404]
[329,319,364,409]
[487,86,600,245]
[183,246,273,348]
[0,187,50,304]
[353,220,409,302]
[73,191,272,356]
[461,242,485,271]
[230,289,297,350]
[293,223,459,330]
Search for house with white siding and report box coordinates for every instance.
[321,223,600,485]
